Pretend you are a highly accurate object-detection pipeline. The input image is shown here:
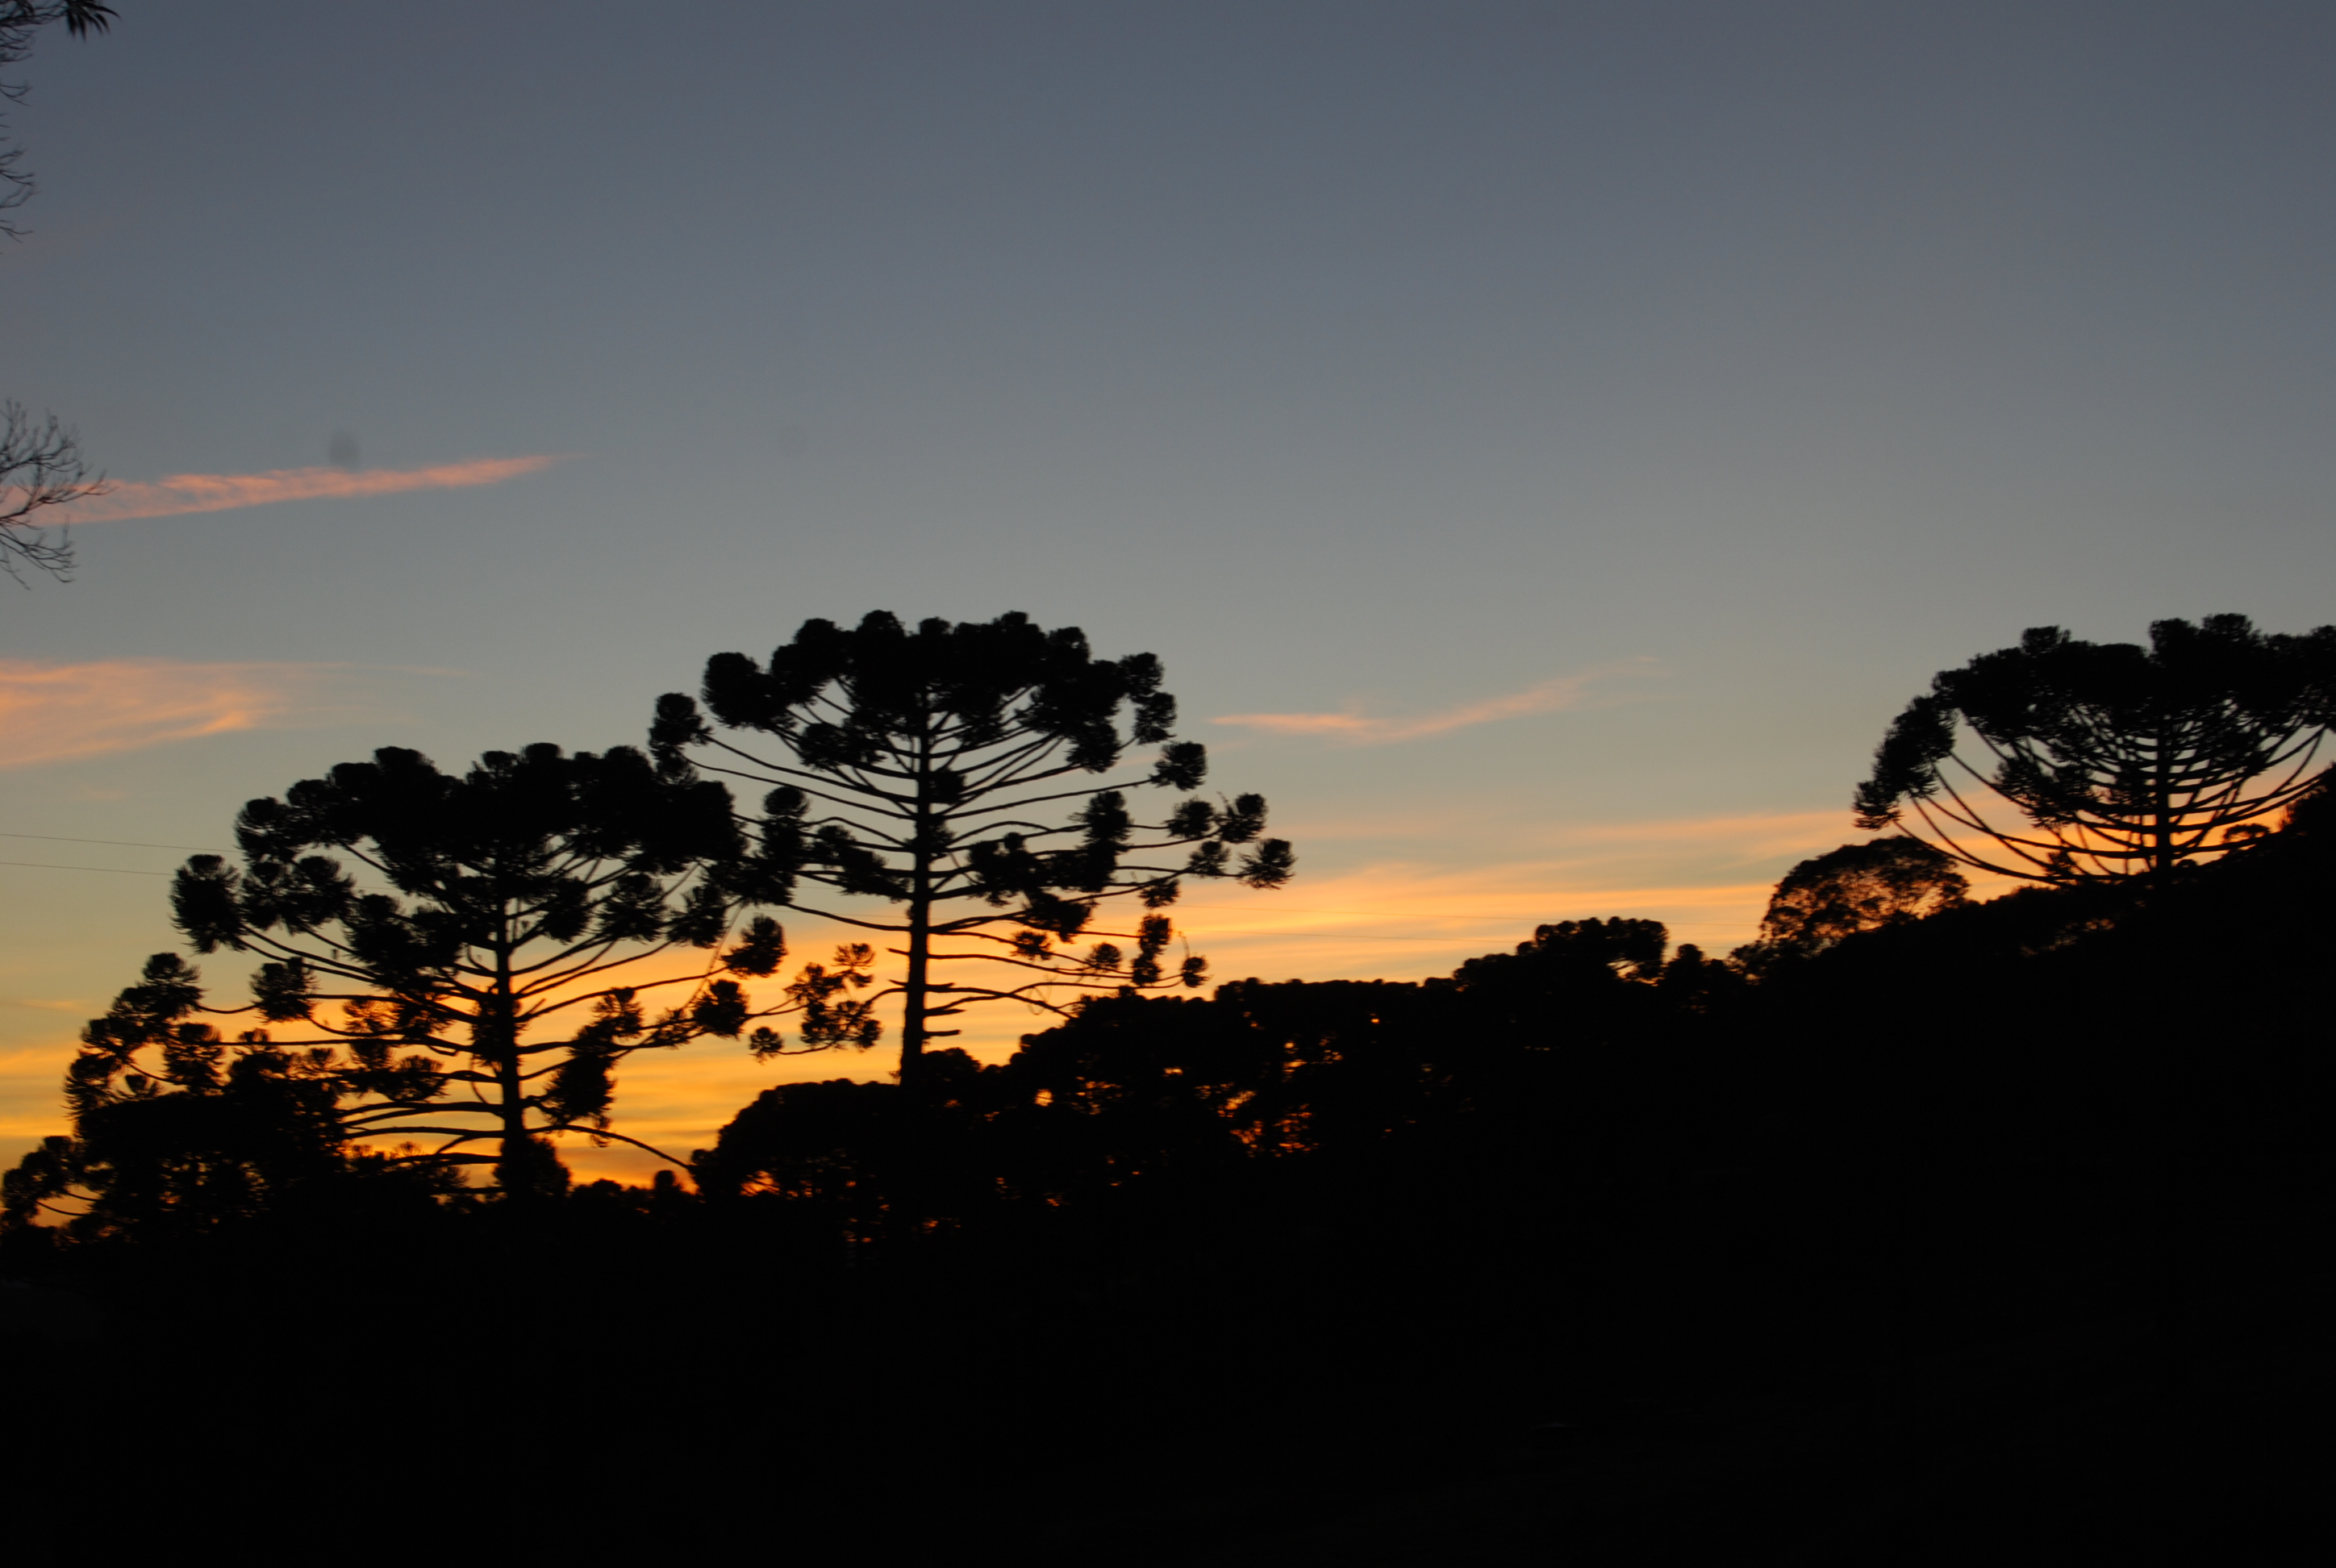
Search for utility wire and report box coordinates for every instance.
[0,858,171,875]
[0,831,216,852]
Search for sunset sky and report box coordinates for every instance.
[4,2,2331,1182]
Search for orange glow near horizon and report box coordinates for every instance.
[539,803,1887,1184]
[0,804,1906,1191]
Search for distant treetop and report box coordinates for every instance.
[1854,615,2336,884]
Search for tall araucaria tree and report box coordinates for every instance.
[651,611,1295,1088]
[152,742,873,1195]
[1854,615,2336,886]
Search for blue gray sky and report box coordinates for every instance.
[4,2,2330,1175]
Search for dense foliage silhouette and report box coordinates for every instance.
[1730,836,1969,974]
[1856,615,2336,882]
[0,953,468,1239]
[652,611,1294,1088]
[0,743,883,1228]
[4,628,2331,1562]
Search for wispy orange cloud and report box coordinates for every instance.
[1212,659,1660,744]
[1554,810,1852,860]
[35,455,569,524]
[0,659,413,769]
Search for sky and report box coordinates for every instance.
[2,1,2331,1182]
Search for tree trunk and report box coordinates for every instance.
[485,928,550,1197]
[902,888,932,1088]
[899,707,937,1091]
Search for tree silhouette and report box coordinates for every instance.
[1854,616,2336,884]
[653,611,1294,1086]
[1731,837,1969,974]
[0,954,448,1238]
[0,401,101,582]
[156,742,860,1195]
[1,3,116,582]
[0,2,113,240]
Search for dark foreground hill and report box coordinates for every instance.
[5,815,2332,1562]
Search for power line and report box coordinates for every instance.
[0,831,215,852]
[0,858,171,875]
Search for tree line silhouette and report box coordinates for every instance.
[3,611,2331,1563]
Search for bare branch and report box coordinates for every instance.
[0,400,103,584]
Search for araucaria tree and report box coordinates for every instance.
[652,611,1295,1086]
[1855,615,2336,885]
[156,743,841,1195]
[2,952,434,1239]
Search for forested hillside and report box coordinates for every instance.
[5,778,2329,1562]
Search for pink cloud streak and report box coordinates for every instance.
[38,454,569,524]
[0,659,409,769]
